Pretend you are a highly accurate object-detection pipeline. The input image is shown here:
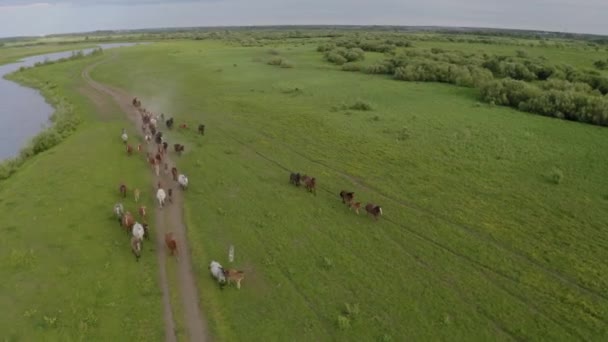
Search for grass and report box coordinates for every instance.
[0,56,163,340]
[0,43,96,65]
[3,35,608,341]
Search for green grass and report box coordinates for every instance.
[90,40,608,341]
[0,56,163,340]
[4,35,608,341]
[0,43,96,65]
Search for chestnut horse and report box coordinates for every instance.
[301,175,316,195]
[165,232,178,257]
[122,212,135,234]
[349,202,362,214]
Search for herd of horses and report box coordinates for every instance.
[289,172,383,220]
[115,97,245,290]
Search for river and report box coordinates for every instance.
[0,42,140,161]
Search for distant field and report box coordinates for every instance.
[88,40,608,340]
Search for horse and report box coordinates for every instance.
[349,202,362,214]
[198,124,205,135]
[171,167,178,181]
[178,174,188,190]
[166,118,174,129]
[301,175,316,195]
[138,205,146,219]
[121,130,128,144]
[179,123,188,129]
[132,222,145,241]
[339,191,355,205]
[119,184,127,198]
[168,188,173,203]
[126,144,133,155]
[142,222,150,240]
[122,212,135,233]
[155,153,162,164]
[289,172,301,186]
[145,134,152,143]
[113,203,124,225]
[223,269,245,289]
[131,236,142,261]
[165,232,178,257]
[154,163,160,177]
[157,188,166,208]
[162,141,168,154]
[365,204,383,220]
[134,188,140,203]
[174,144,185,155]
[209,261,227,289]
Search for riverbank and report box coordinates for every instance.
[0,51,164,340]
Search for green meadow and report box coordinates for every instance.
[2,32,608,341]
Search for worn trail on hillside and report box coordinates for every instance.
[81,57,209,342]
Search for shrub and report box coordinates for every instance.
[337,315,350,330]
[341,63,362,72]
[268,49,280,55]
[325,52,347,65]
[279,60,294,68]
[364,63,393,75]
[267,57,283,66]
[349,100,373,111]
[549,168,564,184]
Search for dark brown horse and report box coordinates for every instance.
[365,204,383,220]
[168,188,173,203]
[289,172,301,186]
[198,124,205,135]
[119,184,127,198]
[171,167,178,181]
[301,175,316,195]
[339,190,354,205]
[142,221,150,240]
[174,144,185,155]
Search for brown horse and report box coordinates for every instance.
[365,204,383,220]
[119,184,127,198]
[122,212,135,233]
[131,236,142,261]
[223,269,245,289]
[142,221,150,240]
[339,190,354,205]
[171,167,178,181]
[198,124,205,135]
[349,202,362,214]
[301,175,316,195]
[138,205,146,219]
[179,123,188,129]
[168,188,173,203]
[126,144,133,155]
[165,232,178,257]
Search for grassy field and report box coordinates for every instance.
[87,40,608,340]
[0,43,97,65]
[0,57,164,340]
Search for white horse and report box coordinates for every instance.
[150,118,157,127]
[209,261,227,288]
[114,203,124,219]
[178,174,188,190]
[156,188,166,208]
[132,222,145,241]
[121,129,128,144]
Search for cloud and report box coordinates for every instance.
[0,0,218,7]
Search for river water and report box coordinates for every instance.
[0,42,139,161]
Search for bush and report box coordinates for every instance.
[349,100,373,111]
[341,63,362,72]
[279,60,294,68]
[325,52,347,65]
[267,57,283,66]
[549,168,564,184]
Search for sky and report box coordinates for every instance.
[0,0,607,38]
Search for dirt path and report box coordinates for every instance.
[81,59,209,342]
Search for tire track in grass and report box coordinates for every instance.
[210,122,601,339]
[217,119,608,304]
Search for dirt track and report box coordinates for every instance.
[81,59,209,342]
